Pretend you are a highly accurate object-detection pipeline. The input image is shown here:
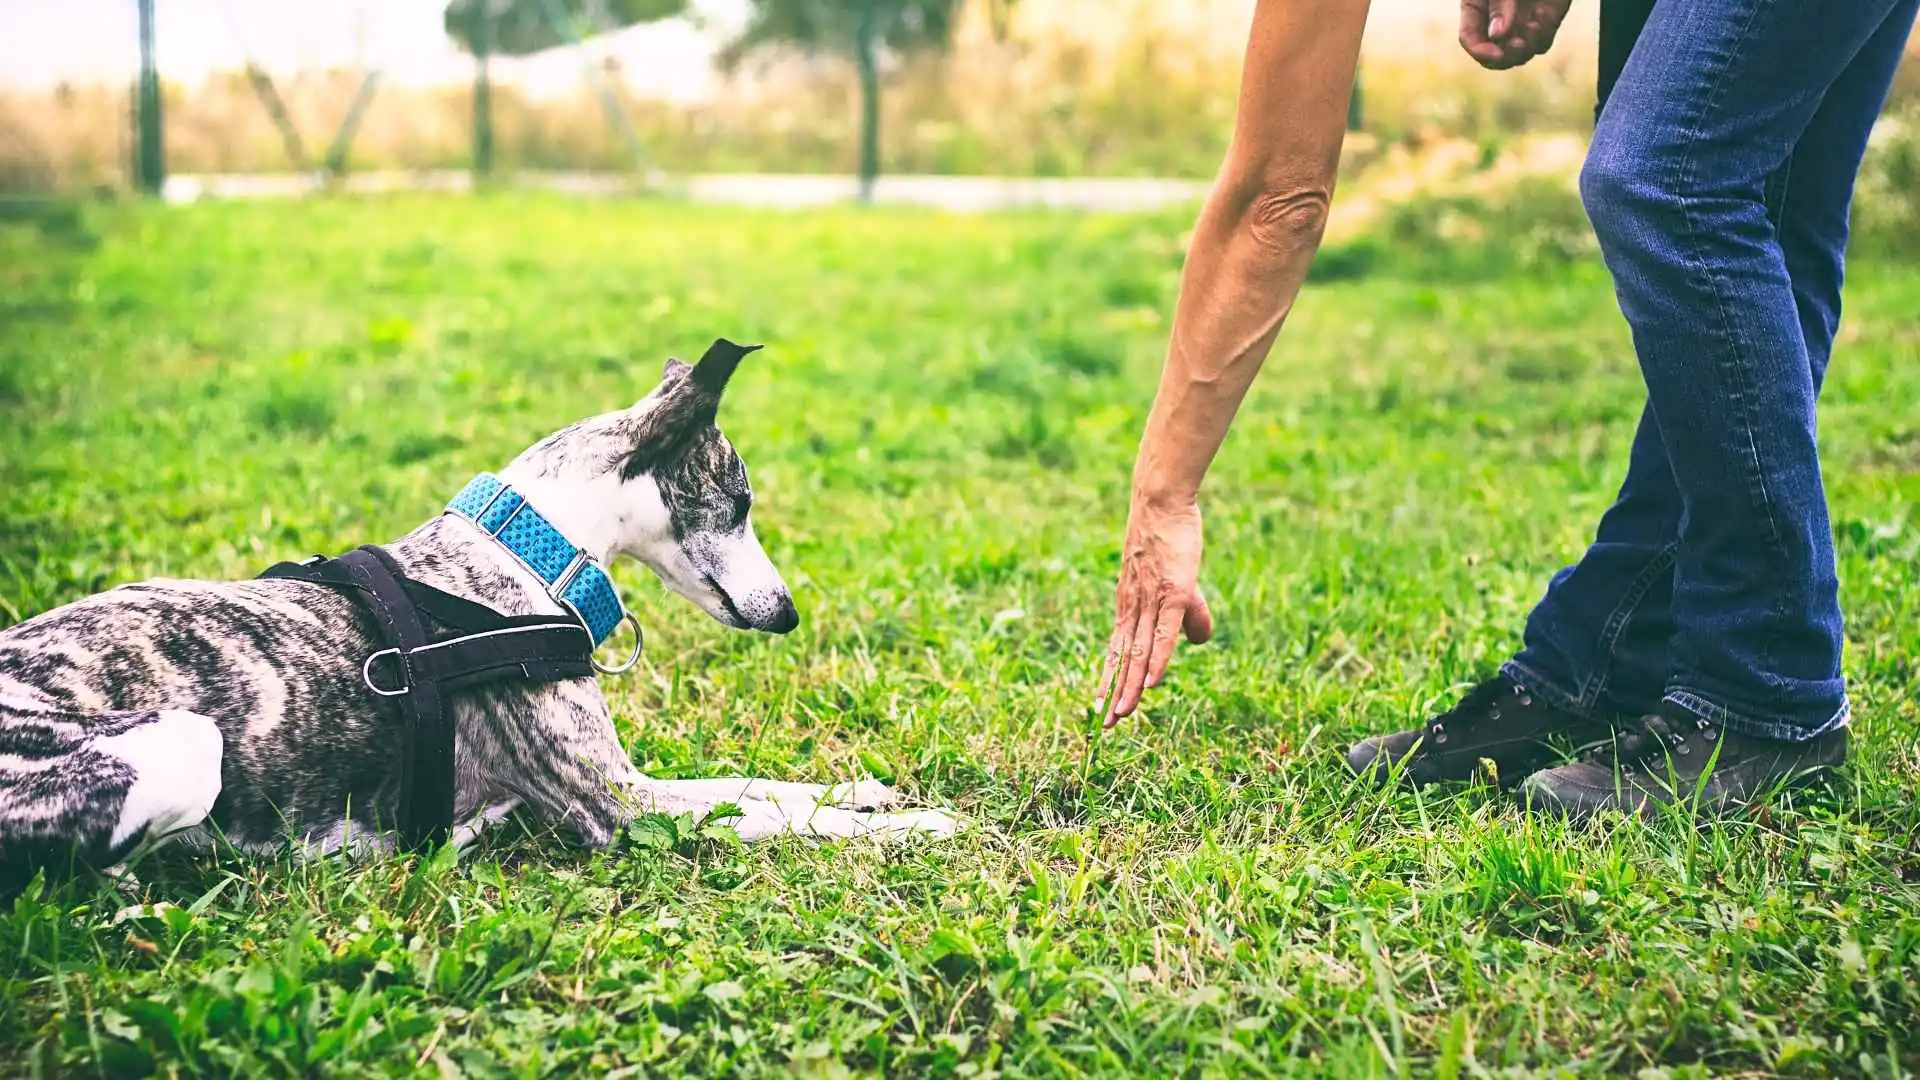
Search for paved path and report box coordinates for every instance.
[159,170,1212,213]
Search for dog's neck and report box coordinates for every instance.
[385,462,653,626]
[488,463,634,568]
[385,399,693,623]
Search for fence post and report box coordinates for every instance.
[135,0,165,194]
[854,0,880,204]
[472,0,495,182]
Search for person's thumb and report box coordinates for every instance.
[1183,591,1214,644]
[1489,0,1519,38]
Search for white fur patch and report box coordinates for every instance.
[633,776,960,843]
[94,710,224,849]
[452,798,522,849]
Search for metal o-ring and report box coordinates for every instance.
[592,612,644,676]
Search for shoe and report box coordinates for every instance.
[1347,674,1616,788]
[1518,704,1848,820]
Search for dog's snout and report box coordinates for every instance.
[763,594,799,635]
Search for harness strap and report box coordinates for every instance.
[259,545,596,850]
[344,546,449,847]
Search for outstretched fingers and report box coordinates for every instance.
[1107,595,1164,725]
[1142,597,1189,692]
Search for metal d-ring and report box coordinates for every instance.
[362,647,411,697]
[592,611,644,675]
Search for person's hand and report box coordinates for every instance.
[1460,0,1572,69]
[1095,496,1215,727]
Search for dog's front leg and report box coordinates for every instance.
[472,687,961,848]
[461,686,645,849]
[620,775,963,842]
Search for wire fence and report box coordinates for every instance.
[2,0,1915,199]
[4,0,725,192]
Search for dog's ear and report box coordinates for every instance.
[690,338,762,399]
[620,340,760,478]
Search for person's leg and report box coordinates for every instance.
[1498,0,1676,722]
[1349,0,1719,788]
[1505,0,1912,814]
[1581,0,1915,741]
[1564,0,1918,727]
[1349,0,1917,787]
[1518,0,1917,816]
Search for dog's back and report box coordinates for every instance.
[0,575,405,870]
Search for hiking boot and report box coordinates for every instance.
[1519,705,1849,820]
[1346,674,1616,788]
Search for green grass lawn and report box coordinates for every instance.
[1,195,1917,1077]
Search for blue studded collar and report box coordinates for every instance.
[444,474,634,657]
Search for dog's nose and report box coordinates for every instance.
[763,594,799,635]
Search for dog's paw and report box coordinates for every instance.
[730,801,963,843]
[820,777,900,811]
[633,776,961,843]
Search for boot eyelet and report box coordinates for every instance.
[1489,707,1502,720]
[1431,723,1448,745]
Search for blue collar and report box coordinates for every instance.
[444,474,629,650]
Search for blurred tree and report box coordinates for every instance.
[444,0,995,197]
[445,0,684,180]
[444,0,687,57]
[718,0,977,202]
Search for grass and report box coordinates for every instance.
[0,193,1917,1077]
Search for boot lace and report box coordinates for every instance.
[1428,678,1532,746]
[1586,712,1716,764]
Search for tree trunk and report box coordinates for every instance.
[473,2,495,182]
[135,0,164,195]
[854,0,880,204]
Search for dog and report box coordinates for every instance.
[0,339,957,888]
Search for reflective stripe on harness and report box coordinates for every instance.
[258,544,597,849]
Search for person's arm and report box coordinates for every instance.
[1096,0,1373,725]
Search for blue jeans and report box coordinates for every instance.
[1503,0,1920,740]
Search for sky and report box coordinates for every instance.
[0,0,747,100]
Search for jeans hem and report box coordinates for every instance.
[1662,687,1850,742]
[1498,659,1598,722]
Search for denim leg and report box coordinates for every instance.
[1571,0,1917,740]
[1504,409,1681,719]
[1511,0,1916,722]
[1501,0,1684,720]
[1616,0,1918,736]
[1533,145,1866,722]
[1766,0,1919,386]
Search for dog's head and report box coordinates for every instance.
[502,339,798,634]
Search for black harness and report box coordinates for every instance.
[259,545,598,849]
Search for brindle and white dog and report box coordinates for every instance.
[0,341,956,889]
